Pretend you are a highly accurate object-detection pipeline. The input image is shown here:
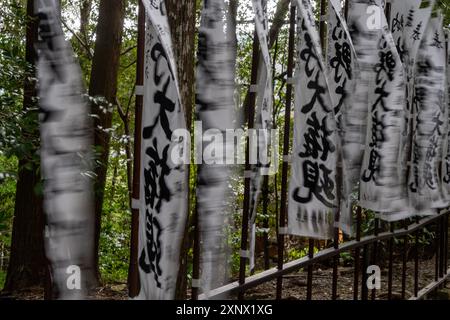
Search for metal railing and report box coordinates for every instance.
[197,210,449,300]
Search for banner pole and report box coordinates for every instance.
[237,27,260,300]
[276,2,296,300]
[128,0,145,298]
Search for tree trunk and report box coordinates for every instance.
[89,0,125,286]
[3,0,46,294]
[165,0,197,299]
[79,0,92,43]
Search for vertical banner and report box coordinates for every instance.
[196,0,236,296]
[345,0,382,217]
[248,0,273,272]
[36,0,95,299]
[288,0,338,239]
[389,0,435,68]
[327,0,360,235]
[387,0,435,220]
[409,13,448,213]
[442,30,450,200]
[137,0,188,300]
[352,0,408,218]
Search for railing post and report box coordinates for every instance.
[414,218,420,297]
[192,205,200,300]
[388,222,394,300]
[353,206,362,300]
[128,0,145,298]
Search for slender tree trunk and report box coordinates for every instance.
[89,0,125,286]
[3,0,46,294]
[165,0,197,299]
[79,0,92,43]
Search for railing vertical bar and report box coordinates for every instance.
[332,209,340,300]
[262,175,270,271]
[388,222,394,300]
[435,219,440,282]
[401,221,408,299]
[444,213,449,273]
[276,2,296,300]
[371,218,379,300]
[361,244,370,300]
[306,239,314,300]
[439,215,445,278]
[192,205,200,300]
[414,219,420,297]
[353,206,362,300]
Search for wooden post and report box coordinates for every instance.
[127,0,145,298]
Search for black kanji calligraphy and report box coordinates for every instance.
[293,160,335,208]
[139,209,163,288]
[299,112,335,161]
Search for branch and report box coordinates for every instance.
[60,17,93,60]
[121,45,137,56]
[121,59,137,70]
[115,97,127,123]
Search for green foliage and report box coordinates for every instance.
[0,270,6,289]
[0,156,16,290]
[99,143,132,283]
[339,251,354,266]
[436,0,450,27]
[287,247,310,261]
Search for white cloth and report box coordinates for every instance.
[136,0,188,300]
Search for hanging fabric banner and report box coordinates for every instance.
[386,0,435,221]
[409,12,448,213]
[344,0,383,219]
[327,0,360,235]
[36,0,95,299]
[353,0,408,217]
[196,0,236,297]
[137,0,188,300]
[442,30,450,200]
[288,0,338,239]
[248,0,273,272]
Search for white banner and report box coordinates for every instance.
[196,0,235,297]
[385,0,435,221]
[409,13,448,213]
[36,0,95,299]
[137,0,188,300]
[327,0,360,235]
[248,0,273,272]
[390,0,435,69]
[345,0,383,219]
[287,0,338,239]
[443,30,450,200]
[348,0,408,218]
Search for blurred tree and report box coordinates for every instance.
[3,0,46,294]
[89,0,126,287]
